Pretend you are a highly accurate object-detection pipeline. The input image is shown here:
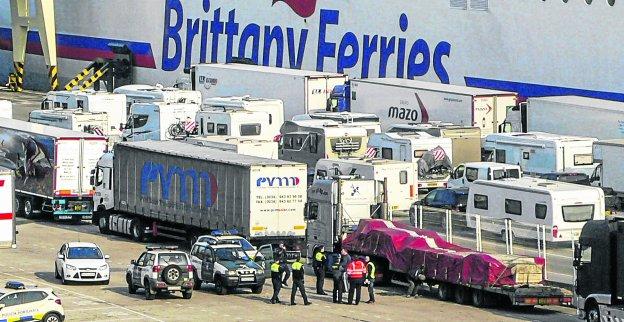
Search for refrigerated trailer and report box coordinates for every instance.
[91,141,308,249]
[191,63,348,120]
[349,78,518,134]
[0,118,108,221]
[0,167,16,249]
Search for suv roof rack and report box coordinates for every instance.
[146,245,179,251]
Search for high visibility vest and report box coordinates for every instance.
[292,261,304,271]
[315,251,326,263]
[271,262,281,273]
[346,260,366,279]
[367,262,376,279]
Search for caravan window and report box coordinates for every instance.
[465,168,479,182]
[562,205,594,222]
[399,171,408,184]
[206,122,215,134]
[505,199,522,216]
[495,150,506,163]
[309,133,319,153]
[240,124,261,136]
[381,148,393,160]
[535,204,547,220]
[474,194,488,210]
[574,154,593,166]
[217,124,228,135]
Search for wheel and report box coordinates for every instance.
[127,274,137,294]
[42,313,62,322]
[24,198,36,219]
[102,279,110,286]
[162,265,182,285]
[130,219,144,242]
[471,289,486,307]
[98,214,110,234]
[144,280,155,300]
[15,197,24,218]
[437,283,453,301]
[251,285,263,294]
[54,265,60,279]
[215,278,228,295]
[193,273,202,290]
[61,269,68,285]
[454,286,471,304]
[586,302,600,322]
[182,290,193,299]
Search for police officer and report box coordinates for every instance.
[407,264,426,298]
[364,256,376,304]
[290,256,311,306]
[334,249,351,303]
[346,256,366,305]
[270,260,283,304]
[276,242,291,287]
[331,253,343,303]
[313,245,327,295]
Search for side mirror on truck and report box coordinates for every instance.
[89,169,95,186]
[572,242,581,267]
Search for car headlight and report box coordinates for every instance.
[99,264,109,271]
[257,269,264,275]
[227,270,238,276]
[66,264,77,270]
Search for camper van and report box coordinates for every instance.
[315,158,418,211]
[367,132,453,190]
[122,102,200,141]
[279,120,369,172]
[466,178,605,242]
[483,132,598,176]
[292,112,381,136]
[203,96,284,140]
[195,108,276,141]
[388,122,482,166]
[185,136,278,159]
[448,162,522,189]
[113,84,202,113]
[29,109,110,135]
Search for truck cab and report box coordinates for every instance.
[448,162,522,189]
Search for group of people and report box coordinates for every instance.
[268,243,380,306]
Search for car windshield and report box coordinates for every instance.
[158,253,189,266]
[236,239,255,252]
[67,247,103,259]
[215,247,249,261]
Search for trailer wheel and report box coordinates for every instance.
[15,197,24,217]
[98,214,110,234]
[454,286,471,304]
[130,219,144,242]
[586,302,600,322]
[471,289,486,307]
[437,283,454,301]
[24,198,36,219]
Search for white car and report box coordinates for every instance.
[196,234,260,260]
[0,281,65,322]
[54,242,110,285]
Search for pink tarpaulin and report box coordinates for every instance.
[342,219,544,287]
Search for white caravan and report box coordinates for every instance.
[196,108,275,141]
[185,136,278,159]
[0,100,12,119]
[349,78,519,133]
[123,102,200,142]
[315,158,418,211]
[448,162,522,189]
[41,90,127,135]
[113,84,202,112]
[483,132,598,176]
[367,132,453,190]
[292,112,381,136]
[466,178,605,242]
[202,96,284,140]
[0,167,15,249]
[29,109,111,136]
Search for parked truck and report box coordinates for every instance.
[575,218,624,322]
[0,167,16,249]
[0,118,108,220]
[123,102,201,141]
[591,140,624,210]
[91,140,308,250]
[349,78,519,134]
[525,96,624,140]
[185,136,278,159]
[191,63,348,120]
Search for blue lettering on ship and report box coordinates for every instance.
[141,161,217,207]
[162,0,451,83]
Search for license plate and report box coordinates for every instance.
[427,183,438,187]
[73,205,83,211]
[241,277,255,282]
[168,286,181,291]
[82,273,95,277]
[57,215,72,220]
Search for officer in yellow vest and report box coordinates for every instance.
[270,260,284,304]
[313,245,328,295]
[364,256,376,304]
[290,256,311,305]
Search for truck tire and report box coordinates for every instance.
[454,286,471,304]
[127,274,136,294]
[251,285,263,294]
[437,283,454,301]
[471,289,486,307]
[144,279,155,300]
[215,277,228,295]
[98,214,110,234]
[586,302,600,322]
[182,290,193,299]
[162,265,182,285]
[130,219,144,242]
[24,198,36,219]
[193,272,202,290]
[15,197,24,218]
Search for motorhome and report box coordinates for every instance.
[466,178,605,242]
[388,122,482,166]
[41,90,127,135]
[196,108,275,141]
[292,112,381,136]
[29,109,111,136]
[448,162,522,189]
[315,158,418,211]
[483,132,598,176]
[185,136,278,159]
[367,132,453,190]
[279,119,369,172]
[113,84,202,113]
[122,102,200,142]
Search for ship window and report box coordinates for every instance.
[607,0,615,6]
[450,0,468,9]
[585,0,593,4]
[469,0,488,11]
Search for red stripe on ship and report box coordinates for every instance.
[0,213,13,220]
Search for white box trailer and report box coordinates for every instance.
[191,63,348,120]
[483,132,597,175]
[0,118,107,221]
[466,178,605,242]
[315,158,418,211]
[185,136,278,159]
[592,140,624,209]
[0,100,12,119]
[0,167,16,249]
[29,109,111,136]
[349,78,518,134]
[526,96,624,140]
[92,141,307,249]
[123,102,201,142]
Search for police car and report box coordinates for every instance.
[0,281,65,322]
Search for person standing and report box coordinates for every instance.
[276,242,291,287]
[364,256,376,304]
[407,264,426,298]
[313,245,327,295]
[346,256,366,305]
[290,256,311,306]
[331,253,343,303]
[270,260,283,304]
